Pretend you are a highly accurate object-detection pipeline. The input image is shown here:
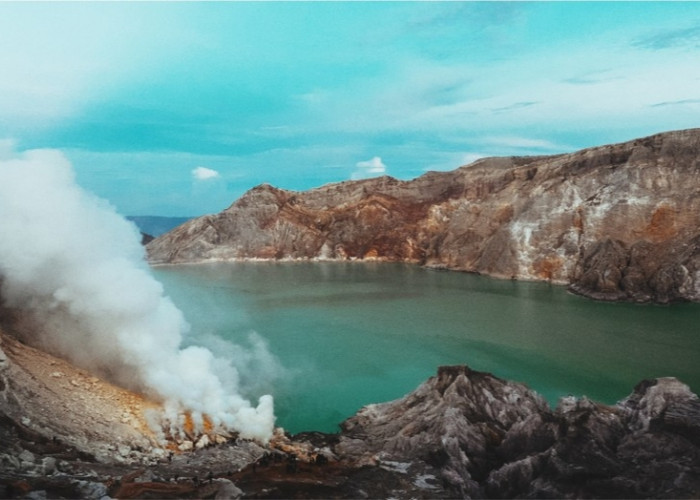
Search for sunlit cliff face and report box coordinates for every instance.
[147,129,700,304]
[0,147,275,442]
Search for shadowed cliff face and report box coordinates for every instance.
[147,129,700,303]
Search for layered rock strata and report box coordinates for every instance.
[147,128,700,303]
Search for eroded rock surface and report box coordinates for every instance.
[332,366,700,499]
[336,366,550,497]
[147,128,700,303]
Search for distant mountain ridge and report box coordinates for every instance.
[127,215,192,237]
[147,129,700,304]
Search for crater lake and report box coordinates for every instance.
[153,261,700,434]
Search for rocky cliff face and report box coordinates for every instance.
[147,128,700,303]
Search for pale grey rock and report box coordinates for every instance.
[0,342,7,368]
[0,341,7,396]
[19,448,35,463]
[73,480,109,500]
[337,366,549,497]
[41,456,57,475]
[212,478,243,499]
[1,453,20,471]
[195,433,211,449]
[178,440,194,452]
[132,469,156,483]
[0,329,160,464]
[619,376,700,432]
[24,490,48,500]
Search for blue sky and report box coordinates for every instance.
[2,2,700,216]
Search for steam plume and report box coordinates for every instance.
[0,148,275,442]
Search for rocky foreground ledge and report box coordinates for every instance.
[147,128,700,304]
[335,366,700,498]
[2,329,700,499]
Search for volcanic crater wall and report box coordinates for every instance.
[147,129,700,303]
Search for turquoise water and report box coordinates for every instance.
[153,261,700,434]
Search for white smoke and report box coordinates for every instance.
[0,147,275,442]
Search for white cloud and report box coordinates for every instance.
[192,166,221,181]
[302,20,700,146]
[352,156,387,180]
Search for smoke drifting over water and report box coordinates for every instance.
[0,148,275,442]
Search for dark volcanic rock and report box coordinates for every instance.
[140,232,155,245]
[147,129,700,303]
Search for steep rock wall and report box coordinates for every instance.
[147,129,700,303]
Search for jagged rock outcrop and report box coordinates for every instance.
[336,366,550,497]
[147,128,700,303]
[333,366,700,499]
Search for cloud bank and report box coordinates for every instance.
[0,148,275,442]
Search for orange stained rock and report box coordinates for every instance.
[363,248,379,259]
[183,412,195,438]
[646,204,677,242]
[203,414,214,434]
[533,255,564,281]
